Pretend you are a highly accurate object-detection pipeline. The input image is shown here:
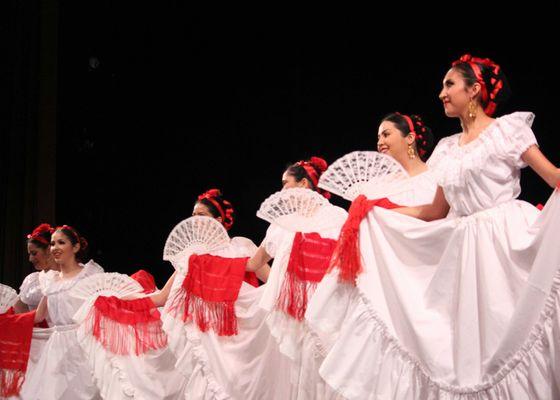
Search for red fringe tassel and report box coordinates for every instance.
[167,254,248,336]
[329,196,400,285]
[277,232,337,320]
[85,296,167,356]
[0,308,35,397]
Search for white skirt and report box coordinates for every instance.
[7,327,52,400]
[20,324,100,400]
[163,281,294,400]
[306,191,560,399]
[71,297,187,400]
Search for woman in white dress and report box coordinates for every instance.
[151,188,271,308]
[21,225,104,400]
[374,112,439,207]
[192,189,270,285]
[248,156,337,271]
[161,164,341,399]
[14,223,58,313]
[308,54,560,399]
[156,188,281,400]
[296,117,438,400]
[241,156,351,400]
[7,224,58,398]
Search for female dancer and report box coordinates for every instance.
[22,225,104,399]
[151,188,270,308]
[160,158,338,399]
[248,156,336,270]
[309,54,560,399]
[14,223,58,312]
[296,121,438,400]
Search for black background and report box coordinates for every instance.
[4,4,559,286]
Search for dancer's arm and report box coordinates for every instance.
[34,296,47,323]
[246,246,272,272]
[149,271,177,307]
[392,186,450,221]
[522,145,560,188]
[255,264,271,283]
[14,298,29,313]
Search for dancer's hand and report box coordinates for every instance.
[246,246,272,272]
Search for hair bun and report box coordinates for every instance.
[197,189,235,231]
[309,156,328,173]
[31,223,54,237]
[198,188,222,201]
[451,54,509,117]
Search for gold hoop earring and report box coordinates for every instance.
[468,99,477,119]
[407,144,416,160]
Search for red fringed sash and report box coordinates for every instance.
[84,296,167,355]
[329,196,401,285]
[0,308,35,397]
[276,232,337,320]
[168,254,248,336]
[130,269,157,293]
[34,319,49,328]
[244,271,260,287]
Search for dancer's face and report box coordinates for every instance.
[27,242,50,271]
[439,68,478,118]
[192,202,222,224]
[377,121,414,160]
[50,230,79,265]
[281,171,310,190]
[192,202,213,218]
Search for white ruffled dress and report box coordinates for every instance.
[73,278,186,400]
[20,260,104,400]
[162,236,293,400]
[19,272,43,310]
[14,271,53,399]
[258,203,350,400]
[306,112,560,399]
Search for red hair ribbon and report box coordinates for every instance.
[197,189,234,230]
[396,112,415,135]
[55,225,81,243]
[221,199,235,230]
[452,54,502,116]
[296,157,331,199]
[396,113,427,156]
[26,223,54,245]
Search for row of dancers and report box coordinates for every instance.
[1,53,560,399]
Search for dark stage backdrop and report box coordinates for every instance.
[2,2,558,287]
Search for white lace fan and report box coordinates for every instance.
[0,283,18,314]
[257,188,347,232]
[318,151,409,201]
[163,216,230,265]
[70,273,144,301]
